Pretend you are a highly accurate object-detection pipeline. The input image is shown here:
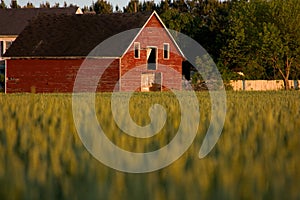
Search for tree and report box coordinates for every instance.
[10,0,20,8]
[171,0,188,12]
[91,0,113,14]
[115,5,122,13]
[193,0,230,61]
[23,2,35,8]
[158,0,169,12]
[220,1,262,77]
[0,0,7,9]
[220,0,300,89]
[40,1,50,8]
[123,0,142,13]
[142,1,156,12]
[52,2,60,8]
[262,0,300,89]
[160,9,194,36]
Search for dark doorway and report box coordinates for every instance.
[147,47,157,70]
[182,61,191,80]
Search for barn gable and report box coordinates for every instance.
[119,12,184,91]
[121,12,184,59]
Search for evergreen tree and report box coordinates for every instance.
[10,0,20,8]
[91,0,113,14]
[0,0,7,9]
[40,1,51,8]
[23,2,35,8]
[123,0,142,13]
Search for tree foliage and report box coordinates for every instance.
[0,0,7,8]
[39,1,51,8]
[221,0,300,89]
[10,0,20,8]
[91,0,113,14]
[123,0,142,13]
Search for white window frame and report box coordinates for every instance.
[5,41,12,51]
[134,42,140,59]
[163,43,170,60]
[0,40,13,58]
[0,41,4,57]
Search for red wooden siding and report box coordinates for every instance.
[120,14,183,91]
[6,59,119,93]
[6,13,184,93]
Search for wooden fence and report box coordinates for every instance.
[230,80,299,91]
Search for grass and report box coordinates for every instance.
[0,91,299,199]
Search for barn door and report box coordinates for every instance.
[141,72,162,91]
[154,73,162,90]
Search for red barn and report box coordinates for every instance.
[4,11,186,93]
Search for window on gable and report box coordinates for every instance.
[163,43,169,59]
[0,41,13,57]
[5,41,12,52]
[134,42,140,58]
[0,41,3,57]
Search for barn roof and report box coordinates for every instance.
[0,7,78,36]
[4,12,153,58]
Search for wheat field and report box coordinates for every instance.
[0,91,299,200]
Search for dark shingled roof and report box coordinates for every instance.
[4,12,153,58]
[0,7,77,35]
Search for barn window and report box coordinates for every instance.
[0,41,13,56]
[5,41,12,51]
[134,42,140,58]
[163,43,169,59]
[0,41,3,57]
